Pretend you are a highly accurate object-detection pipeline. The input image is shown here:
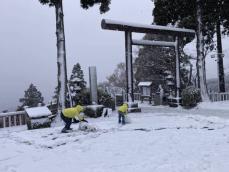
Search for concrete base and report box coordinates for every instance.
[126,102,141,113]
[128,108,142,113]
[126,102,139,108]
[168,97,181,108]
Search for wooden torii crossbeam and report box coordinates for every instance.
[101,19,195,104]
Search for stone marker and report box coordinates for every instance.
[89,66,98,104]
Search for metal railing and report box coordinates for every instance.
[209,92,229,102]
[0,111,27,128]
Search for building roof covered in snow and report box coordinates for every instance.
[102,19,195,37]
[138,82,152,87]
[25,106,52,118]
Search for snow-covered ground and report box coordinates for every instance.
[1,102,229,172]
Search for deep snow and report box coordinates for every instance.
[1,102,229,172]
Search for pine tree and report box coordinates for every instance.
[153,0,222,101]
[52,86,58,102]
[134,34,189,93]
[19,84,44,108]
[70,63,86,89]
[69,63,86,105]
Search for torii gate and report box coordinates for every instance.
[101,19,195,104]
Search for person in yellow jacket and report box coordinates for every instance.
[61,105,86,133]
[118,103,128,125]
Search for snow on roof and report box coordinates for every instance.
[138,82,152,87]
[25,106,52,118]
[71,77,82,82]
[75,86,81,90]
[165,75,174,79]
[167,81,174,85]
[102,19,195,37]
[86,105,104,111]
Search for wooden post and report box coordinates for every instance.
[125,31,134,102]
[14,115,16,126]
[175,37,181,105]
[19,114,22,125]
[216,20,225,92]
[8,116,11,127]
[3,117,6,128]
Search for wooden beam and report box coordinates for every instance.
[0,111,26,118]
[3,117,6,128]
[132,39,176,47]
[102,19,195,38]
[175,37,181,105]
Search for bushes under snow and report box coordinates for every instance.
[181,86,201,108]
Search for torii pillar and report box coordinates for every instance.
[101,19,195,105]
[125,31,134,102]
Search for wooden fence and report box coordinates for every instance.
[209,92,229,102]
[124,93,141,101]
[124,92,229,103]
[0,111,26,128]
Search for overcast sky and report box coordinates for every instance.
[0,0,153,111]
[1,0,229,111]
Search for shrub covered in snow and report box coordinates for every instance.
[181,86,201,108]
[84,105,104,118]
[80,89,91,105]
[98,89,115,110]
[78,89,115,110]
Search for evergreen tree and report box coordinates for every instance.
[52,86,58,103]
[70,63,86,89]
[153,0,221,101]
[19,84,44,108]
[69,63,86,105]
[134,34,189,93]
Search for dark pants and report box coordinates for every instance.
[61,113,72,130]
[118,111,125,125]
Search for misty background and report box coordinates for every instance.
[1,0,229,111]
[0,0,152,111]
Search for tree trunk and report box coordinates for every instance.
[216,20,225,92]
[188,63,193,86]
[196,59,200,88]
[55,0,68,121]
[196,0,210,102]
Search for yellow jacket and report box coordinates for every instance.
[62,105,84,120]
[118,104,128,114]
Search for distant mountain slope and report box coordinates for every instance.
[184,36,229,80]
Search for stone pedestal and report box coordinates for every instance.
[126,102,141,113]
